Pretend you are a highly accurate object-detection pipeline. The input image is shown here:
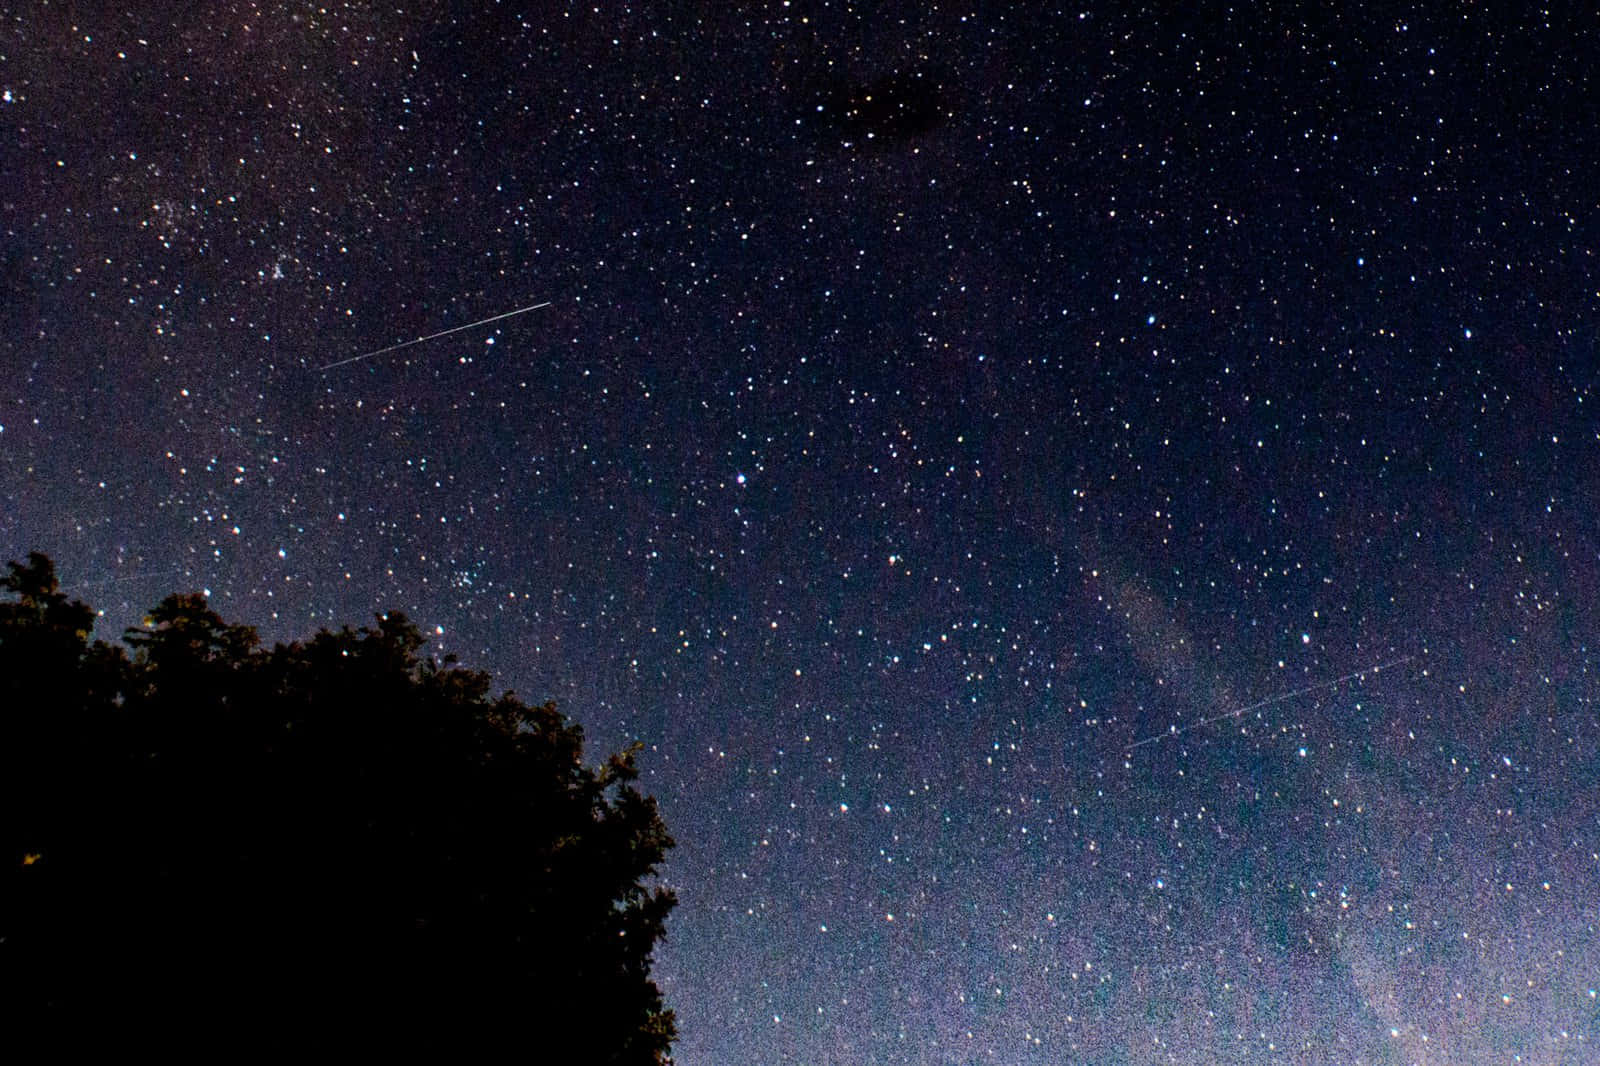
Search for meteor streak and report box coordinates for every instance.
[78,567,190,588]
[317,300,552,370]
[1128,654,1415,750]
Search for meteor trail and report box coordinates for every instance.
[317,300,552,370]
[1127,654,1415,750]
[78,567,190,588]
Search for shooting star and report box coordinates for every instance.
[74,567,192,591]
[317,300,552,371]
[1128,654,1415,750]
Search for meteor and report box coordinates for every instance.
[1127,654,1415,750]
[78,567,190,588]
[317,300,552,370]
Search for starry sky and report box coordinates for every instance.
[5,3,1599,1062]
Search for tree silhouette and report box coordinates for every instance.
[1,554,676,1061]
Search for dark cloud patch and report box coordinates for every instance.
[804,68,958,150]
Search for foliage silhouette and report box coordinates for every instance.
[1,554,675,1061]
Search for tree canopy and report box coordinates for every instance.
[1,553,675,1061]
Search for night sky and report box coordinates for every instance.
[6,4,1599,1062]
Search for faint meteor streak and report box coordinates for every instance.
[76,567,190,589]
[317,300,552,370]
[1128,654,1416,750]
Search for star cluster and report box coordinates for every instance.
[5,4,1598,1062]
